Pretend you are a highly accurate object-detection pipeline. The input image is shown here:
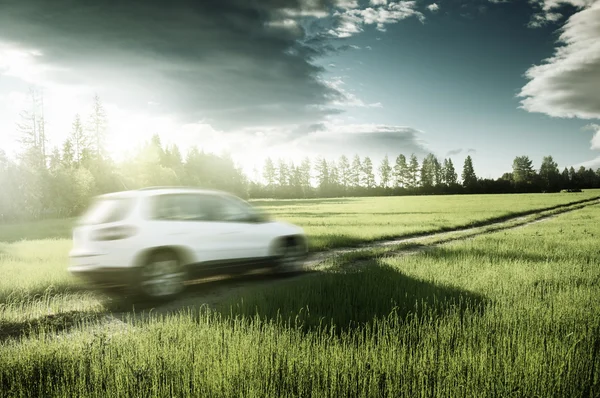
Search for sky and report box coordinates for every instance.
[0,0,599,179]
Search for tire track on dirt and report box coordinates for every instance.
[303,197,600,269]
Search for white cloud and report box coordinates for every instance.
[584,123,600,150]
[323,77,384,108]
[335,0,360,9]
[370,0,388,5]
[518,1,600,119]
[329,1,424,37]
[427,3,440,12]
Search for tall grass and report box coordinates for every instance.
[1,203,600,397]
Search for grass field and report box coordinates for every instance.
[1,190,599,249]
[1,193,600,397]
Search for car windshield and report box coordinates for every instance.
[80,197,135,225]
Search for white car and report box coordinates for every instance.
[68,187,308,299]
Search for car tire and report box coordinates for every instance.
[271,238,306,275]
[137,250,187,300]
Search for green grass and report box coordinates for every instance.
[0,218,76,243]
[256,191,600,250]
[1,190,599,250]
[1,198,600,397]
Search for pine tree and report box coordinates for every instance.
[393,154,408,188]
[338,155,351,190]
[88,94,108,159]
[420,154,434,188]
[300,157,312,189]
[351,154,362,188]
[408,154,420,188]
[443,158,458,185]
[70,114,88,165]
[277,159,289,187]
[263,158,276,186]
[62,139,74,169]
[462,155,477,188]
[432,157,443,186]
[361,157,375,189]
[378,155,392,188]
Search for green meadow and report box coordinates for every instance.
[1,192,600,397]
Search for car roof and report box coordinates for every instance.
[97,187,229,199]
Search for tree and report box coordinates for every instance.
[361,157,375,189]
[407,154,420,188]
[393,154,408,188]
[351,155,362,188]
[61,139,74,169]
[276,159,289,187]
[17,87,46,169]
[315,157,330,194]
[420,154,438,189]
[262,157,276,186]
[432,157,443,186]
[568,166,577,188]
[461,155,477,189]
[442,158,458,186]
[512,156,535,185]
[49,147,61,171]
[70,114,88,165]
[539,156,560,192]
[299,157,312,190]
[88,94,108,159]
[378,155,392,188]
[338,155,351,190]
[561,167,570,188]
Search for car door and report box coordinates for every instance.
[210,194,273,260]
[148,193,225,264]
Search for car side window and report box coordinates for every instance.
[212,195,251,222]
[152,194,213,221]
[151,193,254,222]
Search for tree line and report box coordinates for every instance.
[1,90,599,222]
[251,152,600,198]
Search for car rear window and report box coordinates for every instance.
[80,197,135,225]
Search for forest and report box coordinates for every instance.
[1,91,599,222]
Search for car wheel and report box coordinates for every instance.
[272,239,306,275]
[138,250,186,300]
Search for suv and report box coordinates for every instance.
[68,187,308,299]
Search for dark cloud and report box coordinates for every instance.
[467,148,476,154]
[292,124,430,158]
[0,0,353,129]
[446,148,463,156]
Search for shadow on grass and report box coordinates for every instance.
[214,264,488,334]
[0,310,103,343]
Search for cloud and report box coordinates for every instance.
[446,148,463,156]
[572,156,600,170]
[0,0,359,134]
[518,1,600,120]
[528,0,596,27]
[584,123,600,150]
[467,148,477,154]
[323,77,385,108]
[328,1,424,37]
[291,123,430,159]
[370,0,388,5]
[427,3,440,12]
